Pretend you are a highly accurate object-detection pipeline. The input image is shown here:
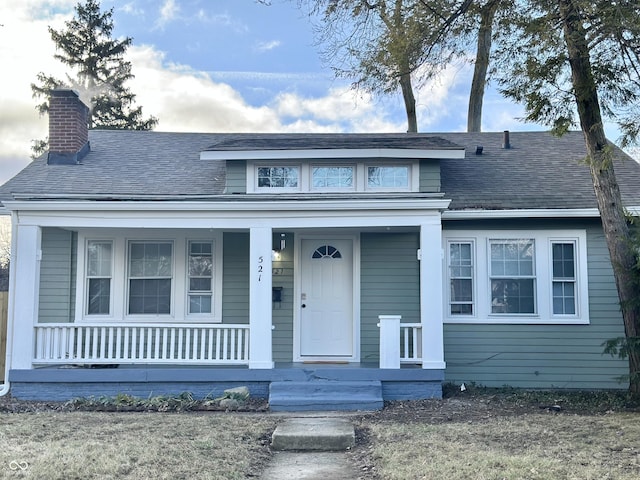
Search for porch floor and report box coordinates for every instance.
[8,363,444,402]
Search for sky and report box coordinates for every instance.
[0,0,635,186]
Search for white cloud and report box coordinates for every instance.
[120,2,144,16]
[155,0,179,29]
[255,40,281,52]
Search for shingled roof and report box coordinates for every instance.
[1,129,639,211]
[437,131,640,210]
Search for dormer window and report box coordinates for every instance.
[247,160,418,193]
[312,166,354,190]
[366,165,410,190]
[257,166,299,189]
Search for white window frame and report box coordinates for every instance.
[443,229,589,324]
[247,160,419,193]
[85,240,113,317]
[489,238,537,315]
[186,240,215,318]
[447,239,476,316]
[550,239,578,317]
[75,230,223,323]
[364,164,413,191]
[127,240,175,317]
[310,164,356,192]
[252,163,302,192]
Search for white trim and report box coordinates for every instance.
[201,147,465,161]
[8,201,449,231]
[443,229,590,325]
[4,198,450,214]
[444,208,601,219]
[293,233,360,362]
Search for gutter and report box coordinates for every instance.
[0,213,16,396]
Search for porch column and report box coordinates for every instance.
[10,224,42,370]
[420,221,446,369]
[248,227,274,368]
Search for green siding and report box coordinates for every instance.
[222,233,249,324]
[272,233,294,362]
[442,220,628,389]
[38,228,73,323]
[360,232,420,362]
[419,160,440,192]
[225,160,246,194]
[221,231,293,361]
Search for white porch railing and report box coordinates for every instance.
[34,323,250,365]
[378,315,423,368]
[400,323,423,364]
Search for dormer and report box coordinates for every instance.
[200,133,465,195]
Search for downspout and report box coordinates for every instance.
[0,212,17,396]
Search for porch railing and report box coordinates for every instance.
[400,323,423,364]
[378,315,423,368]
[33,323,250,365]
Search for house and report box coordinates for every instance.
[1,89,640,408]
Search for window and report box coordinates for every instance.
[552,241,576,315]
[489,240,536,314]
[128,242,173,315]
[248,161,418,193]
[367,166,409,189]
[188,241,213,314]
[449,241,474,315]
[443,230,588,324]
[312,166,353,189]
[86,241,112,315]
[79,233,222,322]
[257,166,299,188]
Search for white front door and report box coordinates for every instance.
[298,238,354,359]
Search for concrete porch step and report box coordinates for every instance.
[270,418,356,451]
[268,380,383,412]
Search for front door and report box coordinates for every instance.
[299,238,354,359]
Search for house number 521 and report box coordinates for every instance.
[257,255,264,281]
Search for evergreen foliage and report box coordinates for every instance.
[31,0,157,156]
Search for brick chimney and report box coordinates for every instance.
[48,89,90,165]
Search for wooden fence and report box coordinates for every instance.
[0,292,7,379]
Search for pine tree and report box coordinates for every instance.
[31,0,157,155]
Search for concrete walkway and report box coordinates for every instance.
[260,452,361,480]
[260,416,363,479]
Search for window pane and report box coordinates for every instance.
[553,243,575,279]
[87,241,112,276]
[491,241,533,276]
[258,167,299,187]
[129,242,173,277]
[189,255,212,277]
[312,167,353,188]
[88,278,110,315]
[491,279,535,314]
[451,279,472,302]
[128,279,171,314]
[189,295,212,314]
[367,166,409,188]
[190,278,211,291]
[553,281,576,314]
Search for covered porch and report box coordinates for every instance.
[6,197,447,402]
